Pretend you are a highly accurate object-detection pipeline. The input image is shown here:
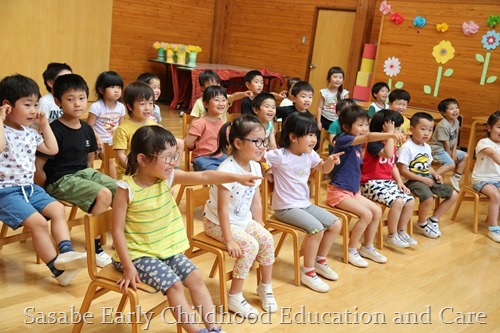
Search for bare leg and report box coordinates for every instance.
[480,185,500,227]
[90,188,113,241]
[22,212,57,264]
[166,281,203,333]
[259,264,273,284]
[435,163,454,176]
[336,196,375,249]
[387,199,403,234]
[397,199,415,231]
[229,278,245,295]
[361,200,382,248]
[433,191,458,219]
[41,201,70,245]
[302,230,324,268]
[417,197,433,223]
[317,221,341,258]
[184,269,217,329]
[455,153,468,175]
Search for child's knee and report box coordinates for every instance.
[166,280,184,295]
[392,198,404,209]
[24,213,49,232]
[97,187,113,204]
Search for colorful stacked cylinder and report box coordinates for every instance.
[352,44,377,101]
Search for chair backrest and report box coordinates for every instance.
[185,187,211,242]
[226,112,240,123]
[261,178,273,221]
[318,129,330,157]
[462,119,488,187]
[100,143,116,177]
[182,114,196,171]
[84,209,113,280]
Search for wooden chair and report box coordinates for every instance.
[451,119,489,233]
[175,114,196,205]
[184,187,259,311]
[317,128,330,160]
[99,142,117,178]
[0,223,32,252]
[72,210,181,333]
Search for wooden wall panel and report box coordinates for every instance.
[0,0,112,98]
[110,0,215,89]
[372,0,500,145]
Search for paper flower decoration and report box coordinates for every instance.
[390,13,404,25]
[432,40,455,64]
[462,21,479,36]
[487,15,500,28]
[436,23,449,32]
[482,30,500,50]
[413,16,426,28]
[379,0,391,15]
[187,45,202,53]
[383,57,401,77]
[152,41,162,49]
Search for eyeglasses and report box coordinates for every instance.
[152,152,180,164]
[241,137,270,148]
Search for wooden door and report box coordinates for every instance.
[308,10,356,119]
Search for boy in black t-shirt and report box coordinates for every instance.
[35,74,117,268]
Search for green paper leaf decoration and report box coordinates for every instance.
[395,81,404,89]
[476,54,485,63]
[443,68,454,77]
[486,76,497,84]
[424,85,432,94]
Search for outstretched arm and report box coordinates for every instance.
[173,169,261,187]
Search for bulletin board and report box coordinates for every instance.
[372,0,500,145]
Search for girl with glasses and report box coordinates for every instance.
[112,125,260,333]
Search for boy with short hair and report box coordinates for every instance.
[35,74,117,267]
[0,74,86,286]
[39,62,73,122]
[429,98,468,192]
[367,82,390,118]
[190,70,251,120]
[241,70,286,115]
[275,81,315,122]
[279,77,301,107]
[397,112,458,239]
[389,89,411,137]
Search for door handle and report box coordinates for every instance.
[309,64,317,69]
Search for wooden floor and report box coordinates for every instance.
[1,108,499,333]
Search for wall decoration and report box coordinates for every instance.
[424,40,455,96]
[488,15,500,28]
[477,30,499,85]
[383,56,404,89]
[413,16,427,28]
[436,23,449,32]
[462,21,479,36]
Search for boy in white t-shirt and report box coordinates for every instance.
[38,62,72,123]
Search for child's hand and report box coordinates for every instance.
[383,120,395,133]
[265,171,274,183]
[392,132,407,143]
[238,174,263,186]
[328,151,344,165]
[421,176,435,187]
[434,174,443,184]
[34,111,49,132]
[117,266,141,294]
[451,151,458,163]
[398,182,411,194]
[278,90,287,98]
[244,90,254,98]
[226,240,242,258]
[0,104,11,121]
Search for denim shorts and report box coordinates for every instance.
[0,184,56,230]
[433,149,467,166]
[473,180,500,192]
[192,154,226,171]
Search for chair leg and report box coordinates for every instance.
[128,292,140,333]
[175,185,186,205]
[342,218,349,264]
[451,190,465,221]
[377,219,384,250]
[117,293,128,313]
[274,233,288,257]
[215,251,228,312]
[291,231,300,286]
[209,260,219,278]
[473,195,479,234]
[72,282,99,333]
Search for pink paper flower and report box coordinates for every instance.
[462,21,479,36]
[390,13,404,25]
[379,0,391,15]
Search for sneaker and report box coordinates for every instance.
[429,220,442,237]
[386,234,409,248]
[359,246,387,264]
[347,252,368,268]
[450,176,461,192]
[256,283,278,312]
[398,230,418,246]
[55,269,82,286]
[228,294,259,318]
[300,270,329,293]
[54,251,87,270]
[488,229,500,243]
[96,251,112,268]
[417,222,439,239]
[314,261,339,281]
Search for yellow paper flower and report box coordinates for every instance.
[432,40,455,64]
[187,45,202,53]
[436,23,449,32]
[171,44,179,52]
[164,43,171,50]
[153,41,161,49]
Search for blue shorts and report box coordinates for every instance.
[113,254,197,295]
[193,155,226,171]
[0,184,56,230]
[433,150,467,166]
[473,180,500,192]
